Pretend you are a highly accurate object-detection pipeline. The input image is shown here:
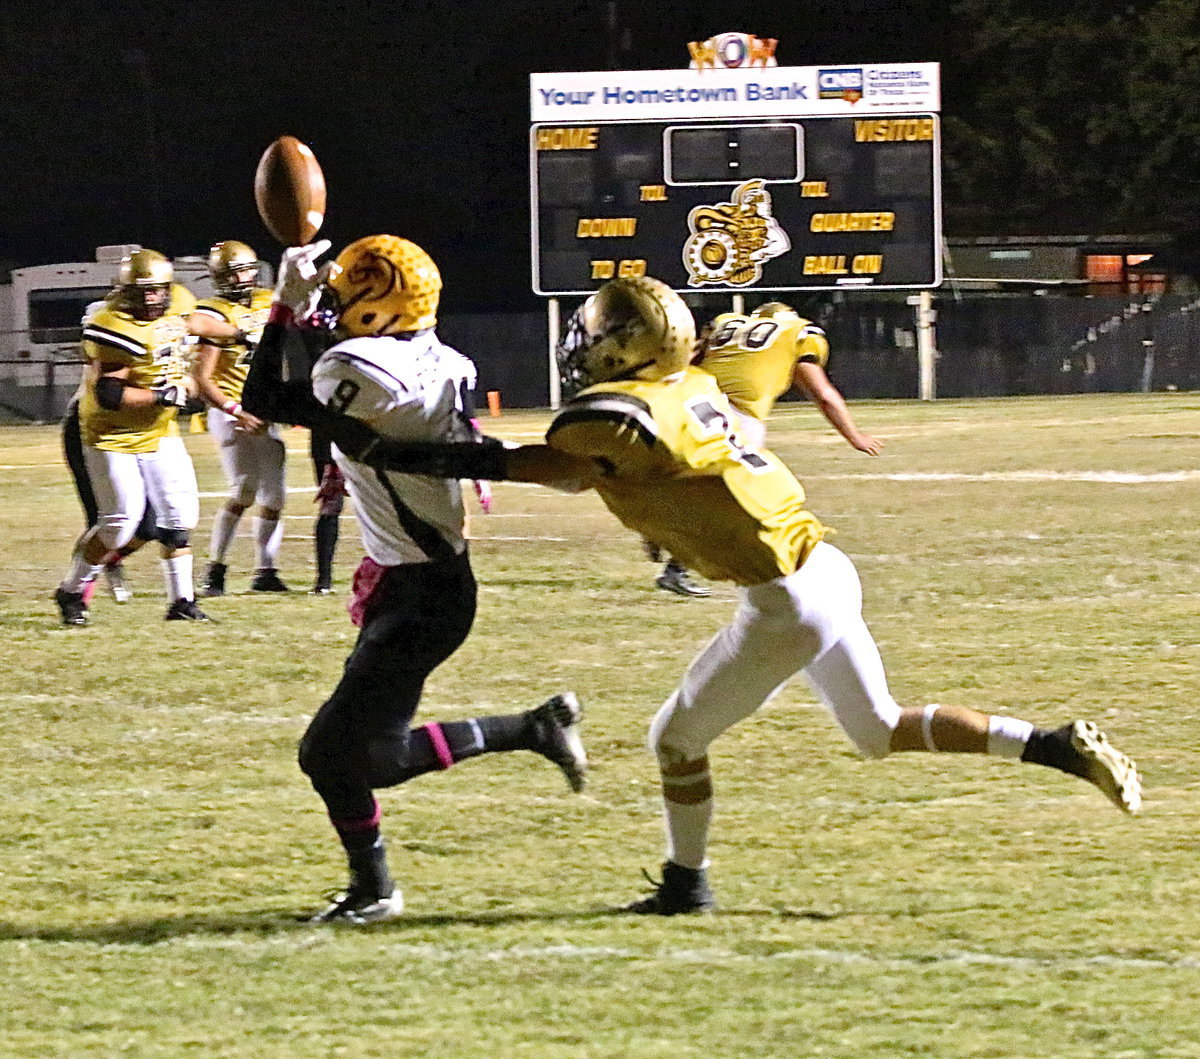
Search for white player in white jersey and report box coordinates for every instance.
[243,235,586,924]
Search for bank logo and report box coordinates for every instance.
[682,180,791,287]
[818,67,863,103]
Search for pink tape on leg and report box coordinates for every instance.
[331,796,381,832]
[421,723,455,770]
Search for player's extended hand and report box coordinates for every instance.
[473,479,493,513]
[274,240,332,312]
[851,433,883,456]
[233,409,266,433]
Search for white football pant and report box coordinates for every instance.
[650,541,901,763]
[207,408,287,510]
[83,434,199,550]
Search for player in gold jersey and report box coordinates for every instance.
[247,266,1143,916]
[650,301,882,596]
[54,250,208,624]
[189,241,290,595]
[701,302,881,454]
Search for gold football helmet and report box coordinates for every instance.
[208,240,260,303]
[750,301,800,322]
[324,235,441,336]
[117,249,173,321]
[559,276,695,394]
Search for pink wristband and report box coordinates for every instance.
[222,400,241,415]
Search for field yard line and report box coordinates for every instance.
[158,935,1200,970]
[813,471,1200,483]
[10,468,1195,486]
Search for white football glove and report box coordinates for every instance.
[274,239,332,312]
[151,383,189,408]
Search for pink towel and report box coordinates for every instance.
[347,555,389,627]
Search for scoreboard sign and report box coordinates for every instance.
[530,62,941,295]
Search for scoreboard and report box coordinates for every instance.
[530,63,941,296]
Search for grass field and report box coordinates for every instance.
[1,393,1198,1058]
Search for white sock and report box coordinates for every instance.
[987,715,1035,758]
[162,553,194,602]
[253,515,283,569]
[662,798,713,870]
[61,555,104,594]
[209,508,241,564]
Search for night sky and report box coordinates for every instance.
[2,0,938,310]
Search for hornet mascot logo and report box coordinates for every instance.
[682,180,791,287]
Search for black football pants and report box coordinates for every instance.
[298,550,477,822]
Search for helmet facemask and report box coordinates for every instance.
[208,241,260,304]
[559,277,695,394]
[118,250,174,322]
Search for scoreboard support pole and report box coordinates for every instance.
[548,297,562,410]
[913,290,938,401]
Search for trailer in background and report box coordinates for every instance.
[0,246,250,422]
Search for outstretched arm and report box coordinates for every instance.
[793,360,882,456]
[245,334,599,487]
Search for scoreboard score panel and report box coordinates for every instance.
[531,114,941,295]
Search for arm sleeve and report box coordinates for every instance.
[545,392,660,477]
[241,317,328,425]
[242,318,510,478]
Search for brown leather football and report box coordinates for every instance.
[254,136,327,246]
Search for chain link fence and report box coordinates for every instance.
[3,292,1198,421]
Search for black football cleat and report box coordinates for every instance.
[656,564,711,597]
[527,692,588,793]
[54,587,89,627]
[200,562,227,597]
[250,568,290,593]
[165,597,211,621]
[310,887,404,925]
[625,861,716,916]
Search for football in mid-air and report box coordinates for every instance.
[254,135,326,246]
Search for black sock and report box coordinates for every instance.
[1020,724,1087,778]
[474,713,536,753]
[346,837,393,898]
[412,719,487,764]
[315,514,338,583]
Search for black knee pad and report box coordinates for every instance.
[158,528,190,550]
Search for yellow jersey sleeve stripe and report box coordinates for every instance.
[549,392,659,448]
[193,304,233,323]
[83,324,144,359]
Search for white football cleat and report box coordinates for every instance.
[1071,720,1142,813]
